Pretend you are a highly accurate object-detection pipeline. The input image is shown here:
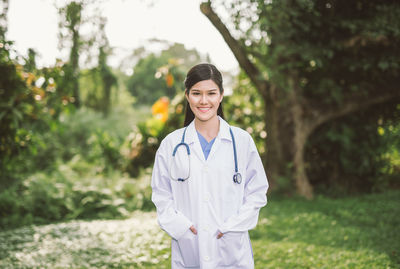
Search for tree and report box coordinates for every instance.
[79,16,117,116]
[0,0,7,39]
[200,0,400,198]
[0,1,50,185]
[58,1,85,108]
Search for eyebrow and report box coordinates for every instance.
[191,89,218,92]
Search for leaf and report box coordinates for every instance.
[11,108,23,120]
[0,110,7,121]
[378,61,389,70]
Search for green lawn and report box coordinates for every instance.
[1,191,399,268]
[251,191,399,268]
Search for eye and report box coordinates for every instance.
[208,92,216,95]
[192,92,200,95]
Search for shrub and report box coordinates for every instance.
[0,161,154,230]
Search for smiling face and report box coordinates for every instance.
[185,79,223,123]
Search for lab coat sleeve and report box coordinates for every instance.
[151,143,193,240]
[219,135,269,234]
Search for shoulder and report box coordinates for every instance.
[158,127,186,151]
[163,127,186,143]
[229,125,254,142]
[228,124,258,154]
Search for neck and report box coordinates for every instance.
[194,115,220,141]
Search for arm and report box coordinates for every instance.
[219,135,269,233]
[151,143,193,240]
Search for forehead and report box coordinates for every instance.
[190,80,219,91]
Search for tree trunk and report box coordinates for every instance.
[264,81,313,199]
[263,88,281,191]
[70,28,80,107]
[290,93,313,199]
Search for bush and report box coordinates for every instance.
[0,106,153,230]
[0,159,154,230]
[124,94,185,177]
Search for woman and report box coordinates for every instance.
[151,63,269,268]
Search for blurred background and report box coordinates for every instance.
[0,0,399,268]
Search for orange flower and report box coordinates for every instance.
[152,97,169,122]
[166,73,174,88]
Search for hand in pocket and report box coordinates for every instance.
[217,232,246,266]
[190,225,197,235]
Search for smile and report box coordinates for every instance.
[198,107,211,113]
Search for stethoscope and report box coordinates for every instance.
[169,126,242,184]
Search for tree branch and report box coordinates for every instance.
[200,2,269,96]
[308,89,400,131]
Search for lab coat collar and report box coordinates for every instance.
[185,116,232,145]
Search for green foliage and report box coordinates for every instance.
[125,93,186,177]
[0,1,8,40]
[1,191,399,267]
[79,17,117,116]
[224,71,266,154]
[127,54,182,105]
[0,160,154,230]
[126,42,206,105]
[57,0,84,107]
[0,105,153,229]
[0,43,53,187]
[306,104,400,194]
[236,0,400,98]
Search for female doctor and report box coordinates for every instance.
[151,63,269,268]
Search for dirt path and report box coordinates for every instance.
[0,211,170,268]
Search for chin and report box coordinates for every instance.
[195,113,217,122]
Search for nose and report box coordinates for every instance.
[200,93,207,104]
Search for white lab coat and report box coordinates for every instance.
[151,116,269,269]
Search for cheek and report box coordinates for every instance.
[186,95,195,104]
[187,98,199,110]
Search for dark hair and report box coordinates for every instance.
[183,63,225,127]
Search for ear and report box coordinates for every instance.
[219,91,224,103]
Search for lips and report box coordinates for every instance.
[198,107,211,113]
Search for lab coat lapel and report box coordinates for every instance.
[185,121,206,164]
[206,136,221,163]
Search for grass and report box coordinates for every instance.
[251,191,400,268]
[1,191,399,268]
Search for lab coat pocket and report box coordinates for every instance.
[177,229,200,267]
[217,231,246,266]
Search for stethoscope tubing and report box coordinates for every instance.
[170,125,241,184]
[170,127,191,182]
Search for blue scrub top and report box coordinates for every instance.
[196,131,216,160]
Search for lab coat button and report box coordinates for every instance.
[203,224,210,232]
[204,193,210,202]
[204,255,210,262]
[203,165,208,173]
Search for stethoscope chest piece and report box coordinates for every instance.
[233,172,242,184]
